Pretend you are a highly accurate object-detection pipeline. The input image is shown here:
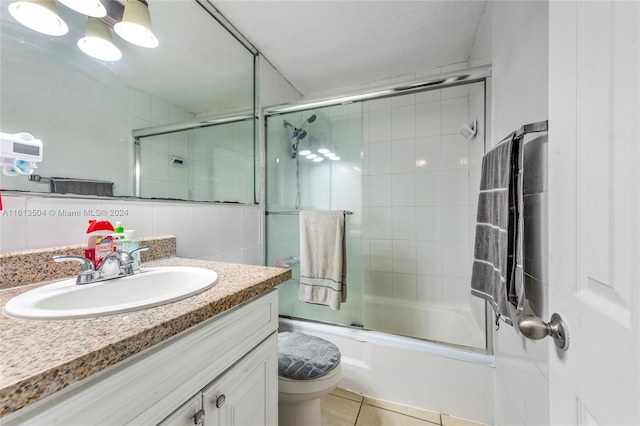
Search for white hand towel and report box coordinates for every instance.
[299,210,347,310]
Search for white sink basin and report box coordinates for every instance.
[3,267,219,320]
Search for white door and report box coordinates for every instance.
[549,1,639,424]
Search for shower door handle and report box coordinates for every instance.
[517,313,569,351]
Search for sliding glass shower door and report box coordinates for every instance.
[265,79,488,350]
[265,104,364,327]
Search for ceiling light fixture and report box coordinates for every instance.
[114,0,159,48]
[58,0,106,18]
[8,0,69,36]
[77,18,122,62]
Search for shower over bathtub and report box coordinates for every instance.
[265,66,494,424]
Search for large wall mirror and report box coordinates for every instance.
[0,0,256,204]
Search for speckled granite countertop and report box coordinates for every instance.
[0,258,291,417]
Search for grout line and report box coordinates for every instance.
[360,400,442,425]
[353,400,364,426]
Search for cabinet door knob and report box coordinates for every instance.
[192,408,205,425]
[216,394,226,408]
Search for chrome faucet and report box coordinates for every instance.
[54,246,149,285]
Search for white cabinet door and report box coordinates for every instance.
[549,1,640,424]
[202,333,278,426]
[159,395,203,426]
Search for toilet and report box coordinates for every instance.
[277,332,342,426]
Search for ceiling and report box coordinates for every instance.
[213,0,488,96]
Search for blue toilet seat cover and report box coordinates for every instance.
[278,332,341,380]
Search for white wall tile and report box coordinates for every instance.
[441,205,469,242]
[369,207,392,239]
[415,101,441,137]
[392,206,416,240]
[369,175,392,206]
[392,105,416,140]
[440,170,469,206]
[441,84,469,100]
[393,273,417,300]
[153,202,191,257]
[369,109,392,143]
[190,204,221,258]
[220,205,242,252]
[415,206,441,240]
[415,171,442,206]
[220,249,242,263]
[442,276,471,308]
[391,138,416,173]
[441,97,469,135]
[241,206,260,248]
[369,239,393,272]
[415,136,441,171]
[391,93,415,108]
[416,240,442,276]
[369,271,393,297]
[241,246,261,265]
[369,142,392,175]
[441,134,469,170]
[0,196,28,252]
[442,241,471,278]
[416,89,441,104]
[416,274,443,303]
[101,199,154,240]
[392,239,416,274]
[25,198,90,248]
[391,174,415,206]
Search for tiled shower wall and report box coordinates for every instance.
[132,87,195,200]
[362,82,486,326]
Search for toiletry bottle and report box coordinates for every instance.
[110,222,141,270]
[111,222,125,251]
[123,229,141,270]
[85,220,114,269]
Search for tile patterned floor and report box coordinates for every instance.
[320,388,488,426]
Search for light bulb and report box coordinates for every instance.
[114,0,159,48]
[312,157,324,162]
[299,150,312,156]
[317,148,330,154]
[8,0,68,36]
[78,19,122,61]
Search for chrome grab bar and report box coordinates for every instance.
[517,313,570,351]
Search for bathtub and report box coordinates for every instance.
[362,295,486,349]
[279,315,496,425]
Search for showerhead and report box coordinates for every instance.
[307,114,317,124]
[460,120,477,140]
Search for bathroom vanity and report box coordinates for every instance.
[0,258,290,425]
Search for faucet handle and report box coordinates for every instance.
[53,255,95,271]
[128,245,149,256]
[53,255,96,285]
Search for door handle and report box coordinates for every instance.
[517,313,569,351]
